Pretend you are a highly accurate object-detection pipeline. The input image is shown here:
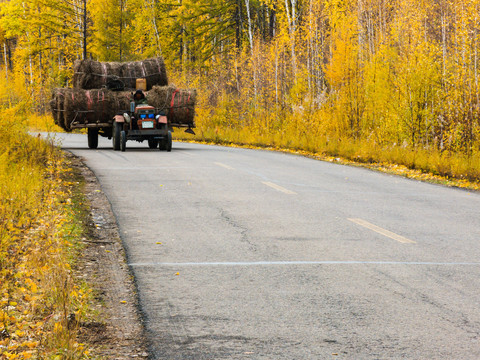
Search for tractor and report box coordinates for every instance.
[112,101,172,152]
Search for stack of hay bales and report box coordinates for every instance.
[50,58,196,131]
[72,58,168,90]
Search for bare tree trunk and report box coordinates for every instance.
[119,0,124,61]
[236,0,242,48]
[235,57,240,93]
[83,0,87,59]
[148,0,162,55]
[474,13,478,89]
[3,43,8,84]
[275,40,278,106]
[245,0,257,100]
[284,0,297,79]
[29,56,33,85]
[441,7,447,81]
[269,4,276,38]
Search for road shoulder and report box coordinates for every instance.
[68,152,149,359]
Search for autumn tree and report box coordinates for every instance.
[89,0,135,61]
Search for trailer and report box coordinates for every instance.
[50,86,196,150]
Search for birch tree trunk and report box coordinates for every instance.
[284,0,297,79]
[245,0,257,100]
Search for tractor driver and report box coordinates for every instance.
[134,89,148,105]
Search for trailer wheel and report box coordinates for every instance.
[88,128,99,149]
[166,131,172,152]
[120,131,127,152]
[113,122,121,150]
[148,139,159,149]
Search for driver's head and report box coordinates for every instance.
[134,90,145,100]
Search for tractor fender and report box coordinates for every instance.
[114,114,125,123]
[156,115,168,124]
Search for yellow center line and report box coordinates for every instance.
[348,218,417,244]
[262,181,297,195]
[214,162,235,170]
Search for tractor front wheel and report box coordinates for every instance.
[88,128,98,149]
[120,131,127,152]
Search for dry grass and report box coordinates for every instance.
[0,106,91,359]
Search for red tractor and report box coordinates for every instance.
[112,102,172,152]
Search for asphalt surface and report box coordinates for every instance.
[55,133,480,359]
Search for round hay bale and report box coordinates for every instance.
[50,88,69,131]
[169,88,197,126]
[148,86,196,126]
[73,58,168,90]
[63,89,85,130]
[50,92,59,128]
[58,88,133,130]
[147,85,177,111]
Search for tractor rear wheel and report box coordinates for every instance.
[88,128,98,149]
[166,131,172,152]
[112,122,121,150]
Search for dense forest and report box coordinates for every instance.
[1,0,480,177]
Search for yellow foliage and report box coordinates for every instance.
[0,110,91,358]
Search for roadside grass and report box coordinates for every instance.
[0,107,93,359]
[174,119,480,191]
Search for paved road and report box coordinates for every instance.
[56,133,480,359]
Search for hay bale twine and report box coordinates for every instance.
[73,57,168,90]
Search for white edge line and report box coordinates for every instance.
[129,261,480,267]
